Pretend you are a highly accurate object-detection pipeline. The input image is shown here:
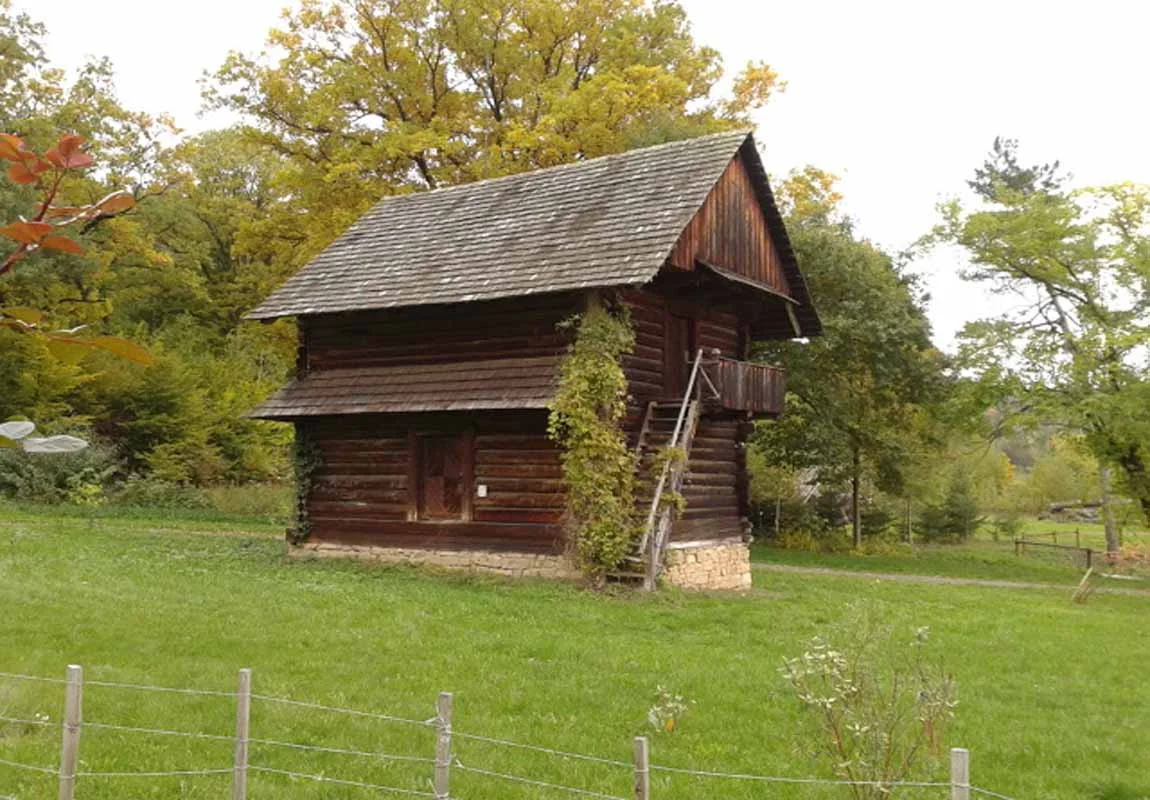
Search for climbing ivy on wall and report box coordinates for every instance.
[548,301,642,582]
[289,427,322,545]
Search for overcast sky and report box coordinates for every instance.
[17,0,1150,350]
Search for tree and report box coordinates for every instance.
[932,138,1150,552]
[0,1,294,486]
[754,168,947,547]
[206,0,784,270]
[0,132,148,355]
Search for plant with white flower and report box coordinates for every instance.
[0,420,87,453]
[647,685,693,734]
[780,609,957,799]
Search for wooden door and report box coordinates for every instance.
[664,314,697,397]
[418,435,464,519]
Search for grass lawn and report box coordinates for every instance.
[0,505,1147,800]
[753,519,1150,587]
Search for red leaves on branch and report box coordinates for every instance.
[0,132,152,366]
[0,133,136,273]
[40,235,85,255]
[44,134,95,170]
[98,193,135,214]
[0,135,22,161]
[7,156,51,185]
[0,221,54,244]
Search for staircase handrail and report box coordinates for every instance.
[638,348,707,557]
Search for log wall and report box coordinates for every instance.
[618,287,752,544]
[302,292,579,371]
[302,411,564,554]
[294,285,755,554]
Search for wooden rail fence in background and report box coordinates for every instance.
[1014,534,1096,569]
[0,665,1014,799]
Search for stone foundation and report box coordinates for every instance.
[662,539,752,591]
[296,541,580,580]
[295,538,751,591]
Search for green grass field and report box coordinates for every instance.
[1,505,1147,800]
[753,520,1150,586]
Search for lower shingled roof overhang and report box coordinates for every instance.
[249,356,561,419]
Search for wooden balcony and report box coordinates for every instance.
[700,356,785,416]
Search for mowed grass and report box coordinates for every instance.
[0,506,1147,800]
[753,520,1150,586]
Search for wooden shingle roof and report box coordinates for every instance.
[248,129,785,320]
[248,356,560,419]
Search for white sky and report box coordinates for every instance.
[17,0,1150,350]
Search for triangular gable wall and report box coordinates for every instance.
[667,150,791,298]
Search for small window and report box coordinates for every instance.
[414,432,473,521]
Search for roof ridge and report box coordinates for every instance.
[371,127,753,206]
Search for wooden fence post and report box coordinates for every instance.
[633,736,650,800]
[950,747,970,800]
[232,668,252,800]
[58,665,82,800]
[434,692,453,800]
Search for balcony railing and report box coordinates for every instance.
[700,355,785,416]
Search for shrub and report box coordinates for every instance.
[0,439,118,504]
[781,609,958,799]
[201,484,292,522]
[987,513,1023,543]
[108,477,213,510]
[918,472,984,542]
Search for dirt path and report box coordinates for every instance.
[753,562,1150,597]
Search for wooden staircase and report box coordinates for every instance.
[615,351,709,590]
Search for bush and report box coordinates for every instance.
[861,500,902,541]
[0,440,119,504]
[781,608,958,798]
[918,472,984,542]
[201,484,292,521]
[987,513,1023,542]
[107,480,291,523]
[108,477,214,510]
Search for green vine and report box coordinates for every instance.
[289,427,322,545]
[548,302,641,581]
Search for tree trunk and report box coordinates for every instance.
[1100,466,1120,553]
[1116,448,1150,521]
[851,445,862,548]
[905,497,913,544]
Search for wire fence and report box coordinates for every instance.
[0,665,1023,800]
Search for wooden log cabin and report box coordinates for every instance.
[248,129,821,590]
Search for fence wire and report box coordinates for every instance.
[76,768,232,779]
[84,720,233,741]
[250,765,437,797]
[251,693,434,729]
[452,730,631,768]
[649,762,951,789]
[972,786,1021,800]
[454,760,628,800]
[0,671,66,685]
[0,715,50,727]
[0,755,55,775]
[84,678,236,697]
[250,736,435,764]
